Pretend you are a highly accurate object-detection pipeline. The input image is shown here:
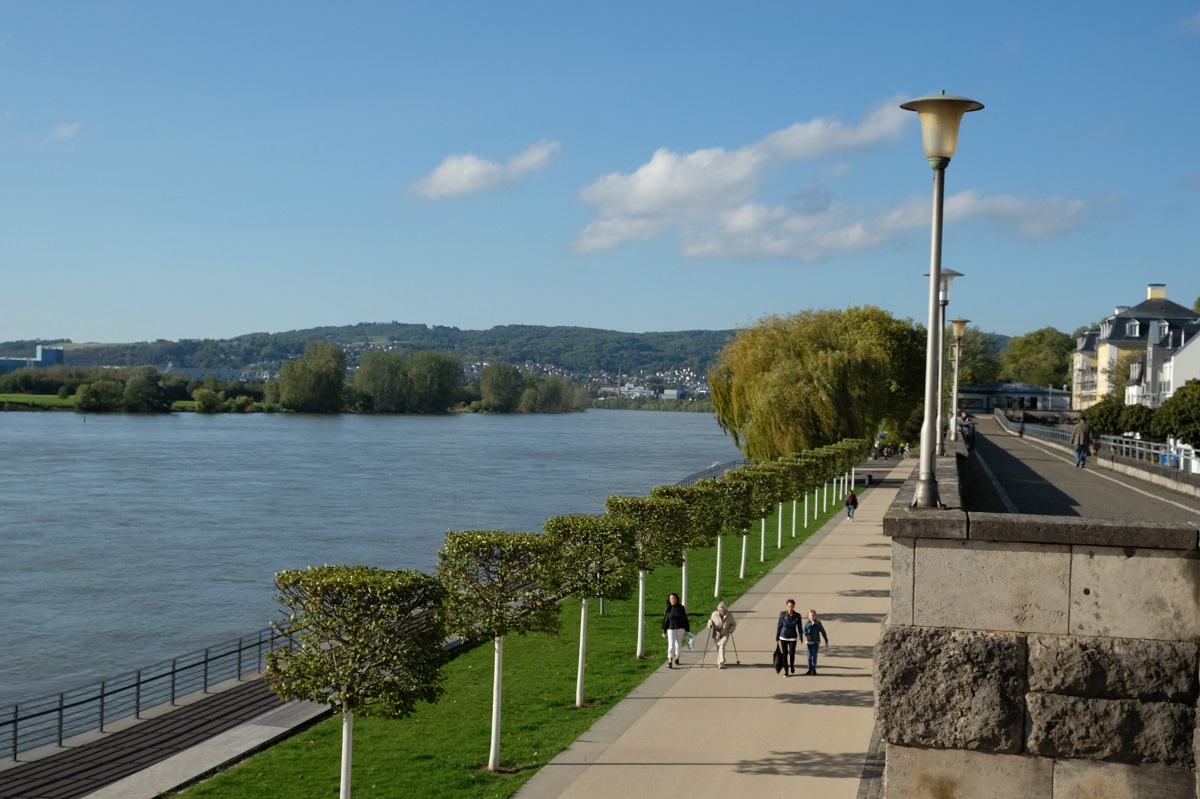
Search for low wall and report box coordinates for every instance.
[878,446,1200,798]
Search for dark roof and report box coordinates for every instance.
[1111,297,1199,322]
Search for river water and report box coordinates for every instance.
[0,409,742,705]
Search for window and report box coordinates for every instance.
[1126,321,1140,337]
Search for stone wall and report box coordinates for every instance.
[878,449,1200,798]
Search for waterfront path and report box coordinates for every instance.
[513,457,912,799]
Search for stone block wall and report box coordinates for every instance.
[878,452,1200,798]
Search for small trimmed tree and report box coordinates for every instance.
[650,482,722,608]
[265,566,448,799]
[604,495,689,658]
[712,478,753,597]
[437,531,561,772]
[543,514,636,707]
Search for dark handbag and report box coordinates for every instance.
[772,643,784,673]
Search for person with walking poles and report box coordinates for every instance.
[706,601,737,669]
[776,599,802,677]
[1071,417,1094,469]
[845,489,858,521]
[803,609,829,675]
[661,592,690,668]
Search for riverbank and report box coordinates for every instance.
[170,487,860,798]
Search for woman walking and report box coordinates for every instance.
[776,599,802,677]
[661,592,690,668]
[845,489,858,521]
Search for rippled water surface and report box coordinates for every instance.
[0,409,742,704]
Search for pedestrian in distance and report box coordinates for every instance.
[707,600,737,669]
[661,592,690,668]
[1071,417,1094,469]
[803,609,829,675]
[776,599,802,677]
[845,489,858,521]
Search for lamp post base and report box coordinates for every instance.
[912,477,942,509]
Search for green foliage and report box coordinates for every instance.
[407,351,465,413]
[265,566,448,717]
[121,366,172,413]
[437,531,562,639]
[709,306,923,459]
[954,326,1004,386]
[998,327,1073,387]
[711,478,754,535]
[192,387,224,413]
[74,379,125,412]
[649,482,722,550]
[604,495,690,571]
[1118,403,1155,437]
[279,341,347,413]
[480,363,524,412]
[354,350,413,413]
[1152,379,1200,446]
[542,514,636,602]
[719,468,776,520]
[1082,394,1124,435]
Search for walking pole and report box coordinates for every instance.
[730,633,740,665]
[701,626,712,668]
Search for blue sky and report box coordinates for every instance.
[2,3,1198,344]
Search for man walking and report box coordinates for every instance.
[1071,417,1094,469]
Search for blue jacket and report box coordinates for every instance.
[803,619,828,646]
[777,610,802,641]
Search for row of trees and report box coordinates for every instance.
[1082,379,1200,445]
[265,437,873,796]
[274,342,589,414]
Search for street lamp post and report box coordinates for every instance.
[925,268,962,455]
[901,91,983,509]
[950,318,969,441]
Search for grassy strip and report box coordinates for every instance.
[177,489,860,798]
[0,393,74,408]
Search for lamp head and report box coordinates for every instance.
[900,91,984,169]
[951,318,969,340]
[923,268,963,305]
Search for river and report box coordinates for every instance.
[0,409,742,705]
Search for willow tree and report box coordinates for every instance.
[709,306,924,460]
[543,514,636,707]
[604,495,689,659]
[650,482,722,608]
[437,531,560,772]
[265,566,447,799]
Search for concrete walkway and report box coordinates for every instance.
[515,458,914,799]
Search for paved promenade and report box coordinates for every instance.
[514,458,913,799]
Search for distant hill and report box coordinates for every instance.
[0,324,737,377]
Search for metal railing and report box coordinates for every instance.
[0,628,287,761]
[674,459,751,486]
[992,413,1199,474]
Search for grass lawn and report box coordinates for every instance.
[0,393,74,408]
[175,489,861,798]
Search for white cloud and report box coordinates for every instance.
[575,96,1088,260]
[410,140,560,199]
[36,121,81,147]
[1177,12,1200,34]
[944,190,1087,238]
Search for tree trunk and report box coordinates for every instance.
[759,517,765,562]
[576,599,588,708]
[681,548,689,608]
[777,503,783,548]
[714,536,722,597]
[636,570,647,658]
[488,636,503,771]
[791,499,797,538]
[739,532,747,579]
[340,710,353,799]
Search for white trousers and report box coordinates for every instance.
[665,628,685,660]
